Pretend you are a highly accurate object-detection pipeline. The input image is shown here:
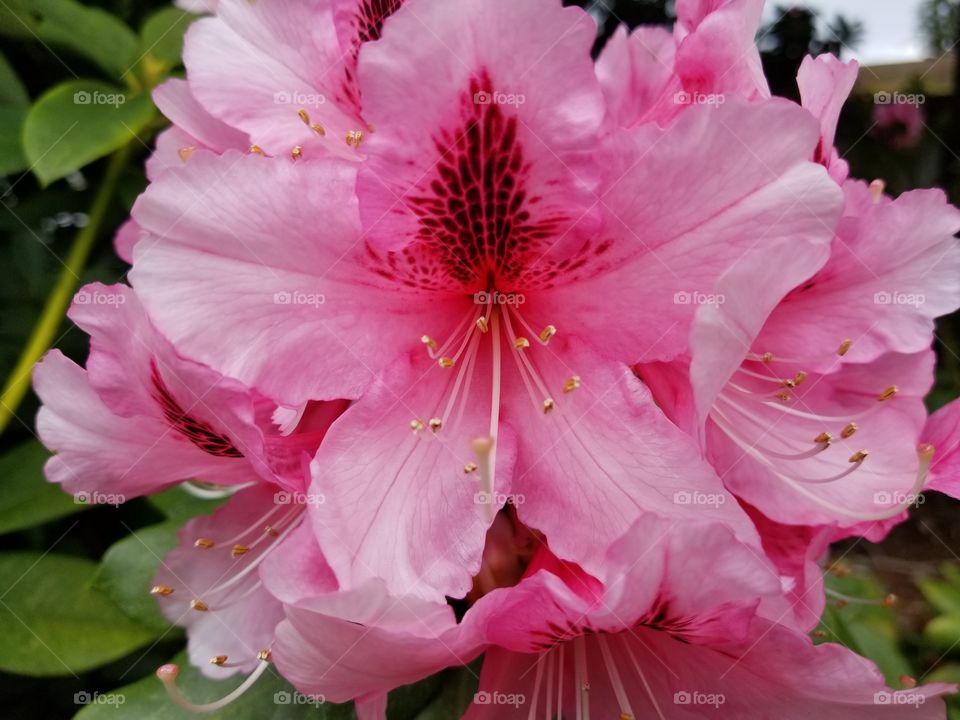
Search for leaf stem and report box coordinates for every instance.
[0,140,135,436]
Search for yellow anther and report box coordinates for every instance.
[231,544,248,558]
[257,649,272,662]
[464,462,477,474]
[782,378,797,389]
[563,375,581,393]
[776,390,791,402]
[514,337,530,350]
[542,398,555,414]
[539,325,557,343]
[298,109,310,125]
[814,432,833,445]
[793,371,808,386]
[849,450,869,463]
[421,335,438,351]
[311,123,326,136]
[878,386,898,402]
[291,145,303,160]
[151,585,174,596]
[194,538,214,549]
[429,417,442,432]
[841,422,858,439]
[475,317,489,333]
[761,352,774,363]
[190,599,209,612]
[249,144,265,156]
[410,419,425,433]
[838,339,852,356]
[346,130,364,148]
[210,655,227,666]
[178,146,196,162]
[438,357,455,368]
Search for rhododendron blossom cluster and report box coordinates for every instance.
[33,0,960,717]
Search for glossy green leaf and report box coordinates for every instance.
[924,614,960,651]
[22,80,154,185]
[0,441,86,535]
[74,651,356,719]
[141,8,194,71]
[919,575,960,616]
[147,485,226,523]
[92,523,180,632]
[0,51,28,107]
[0,552,157,676]
[0,51,28,176]
[0,0,140,80]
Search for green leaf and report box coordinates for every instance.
[22,80,154,185]
[919,576,960,616]
[0,50,28,107]
[0,51,28,176]
[0,552,157,676]
[924,614,960,651]
[408,667,479,719]
[92,523,181,632]
[0,0,140,80]
[74,651,356,719]
[0,441,86,535]
[147,485,227,523]
[141,8,194,71]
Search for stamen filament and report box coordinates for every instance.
[157,658,270,713]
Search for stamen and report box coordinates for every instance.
[231,545,249,558]
[210,655,227,666]
[475,317,489,333]
[429,417,442,432]
[157,656,271,713]
[346,130,364,148]
[421,335,438,351]
[814,432,834,444]
[438,357,454,368]
[410,419,425,433]
[574,636,590,720]
[878,386,898,402]
[539,325,557,344]
[762,352,774,363]
[194,538,214,549]
[564,376,581,393]
[526,653,545,720]
[151,585,174,596]
[849,450,869,463]
[543,399,555,414]
[178,146,196,162]
[514,337,530,350]
[291,146,303,160]
[190,599,209,612]
[297,109,310,125]
[249,144,265,156]
[838,339,852,356]
[471,437,495,523]
[621,635,667,720]
[463,462,477,474]
[841,422,858,439]
[598,635,635,720]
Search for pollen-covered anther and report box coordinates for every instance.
[257,649,272,662]
[841,422,858,439]
[814,432,833,445]
[249,144,265,156]
[563,375,581,393]
[514,337,530,350]
[793,371,809,386]
[761,352,774,363]
[776,390,791,402]
[410,419,425,433]
[464,462,477,474]
[620,714,635,720]
[210,655,228,666]
[291,145,303,160]
[265,525,279,537]
[543,398,555,414]
[849,450,869,463]
[838,338,853,356]
[475,317,489,333]
[438,356,454,368]
[539,325,557,343]
[231,544,249,558]
[428,417,442,432]
[151,584,174,596]
[310,123,325,136]
[297,109,310,125]
[345,130,364,148]
[190,599,209,612]
[878,385,898,402]
[178,146,196,162]
[421,334,438,351]
[194,537,214,549]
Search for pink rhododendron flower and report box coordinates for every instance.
[922,398,960,498]
[798,53,859,182]
[873,100,926,151]
[272,514,951,719]
[128,0,842,600]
